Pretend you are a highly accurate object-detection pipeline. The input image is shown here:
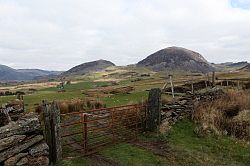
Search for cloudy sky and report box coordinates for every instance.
[0,0,250,70]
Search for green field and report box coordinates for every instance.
[1,71,250,165]
[0,80,150,111]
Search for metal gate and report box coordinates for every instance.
[60,104,147,157]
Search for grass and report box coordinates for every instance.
[58,119,250,166]
[40,81,111,92]
[102,91,148,107]
[99,143,166,166]
[0,80,149,111]
[56,158,92,166]
[166,119,250,165]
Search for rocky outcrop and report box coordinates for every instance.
[0,113,49,166]
[137,46,214,73]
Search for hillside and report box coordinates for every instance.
[137,47,214,73]
[227,61,248,68]
[240,64,250,71]
[62,59,115,76]
[0,65,62,81]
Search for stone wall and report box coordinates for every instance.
[0,112,49,166]
[160,88,224,133]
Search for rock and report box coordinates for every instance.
[164,111,172,118]
[0,135,26,152]
[28,156,50,166]
[16,157,29,166]
[0,135,43,162]
[29,142,49,157]
[4,153,28,166]
[0,113,40,139]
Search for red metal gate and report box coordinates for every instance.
[60,104,146,157]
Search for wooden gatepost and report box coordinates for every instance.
[145,88,161,131]
[42,100,62,165]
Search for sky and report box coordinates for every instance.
[0,0,250,71]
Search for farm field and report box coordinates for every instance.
[1,70,250,166]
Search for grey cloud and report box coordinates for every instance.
[0,0,250,70]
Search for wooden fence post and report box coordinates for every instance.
[83,114,88,155]
[51,101,62,163]
[169,75,175,98]
[42,100,62,165]
[145,88,161,131]
[204,74,208,88]
[212,72,215,87]
[42,100,53,163]
[191,77,194,94]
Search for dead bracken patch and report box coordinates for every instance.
[192,90,250,140]
[35,99,105,114]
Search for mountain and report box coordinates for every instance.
[0,65,30,81]
[62,60,115,76]
[240,64,250,71]
[137,46,214,73]
[226,61,248,68]
[0,65,62,81]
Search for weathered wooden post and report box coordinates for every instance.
[191,76,194,94]
[51,101,62,163]
[145,88,161,131]
[42,100,62,165]
[42,100,53,162]
[207,73,210,86]
[237,80,240,90]
[16,93,21,100]
[83,113,88,155]
[212,72,215,87]
[204,74,208,88]
[169,75,174,98]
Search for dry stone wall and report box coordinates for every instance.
[160,88,225,130]
[0,112,49,166]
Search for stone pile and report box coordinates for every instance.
[0,113,49,166]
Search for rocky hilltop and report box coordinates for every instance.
[137,47,214,73]
[62,59,115,76]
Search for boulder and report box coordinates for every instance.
[0,135,26,152]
